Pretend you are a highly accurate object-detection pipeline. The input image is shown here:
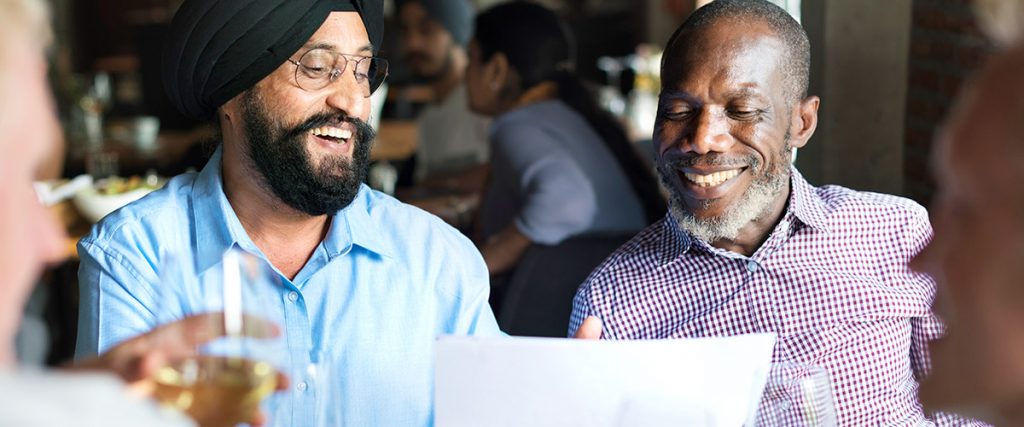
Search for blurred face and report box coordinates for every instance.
[0,39,66,363]
[654,21,805,243]
[465,40,497,116]
[227,12,376,216]
[912,49,1024,421]
[399,1,457,80]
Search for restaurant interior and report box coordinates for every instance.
[24,0,990,372]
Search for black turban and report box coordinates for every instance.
[395,0,473,47]
[163,0,384,120]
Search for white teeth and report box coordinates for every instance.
[683,169,741,188]
[310,127,352,143]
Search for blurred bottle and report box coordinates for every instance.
[627,44,662,140]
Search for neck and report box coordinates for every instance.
[430,48,467,103]
[221,141,329,280]
[708,180,792,257]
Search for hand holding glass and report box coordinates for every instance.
[150,249,287,427]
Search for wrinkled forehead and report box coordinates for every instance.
[661,20,787,93]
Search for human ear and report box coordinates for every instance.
[789,96,819,149]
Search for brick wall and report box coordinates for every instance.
[905,0,993,204]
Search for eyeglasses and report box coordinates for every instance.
[286,48,389,98]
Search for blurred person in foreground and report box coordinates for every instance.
[75,1,500,426]
[912,1,1024,424]
[466,2,666,276]
[397,0,489,184]
[0,0,278,426]
[570,0,983,424]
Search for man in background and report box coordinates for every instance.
[911,1,1024,423]
[397,0,489,183]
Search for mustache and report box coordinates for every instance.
[404,52,430,63]
[283,111,377,143]
[660,152,760,170]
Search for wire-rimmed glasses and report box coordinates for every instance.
[286,48,389,98]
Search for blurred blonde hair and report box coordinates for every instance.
[0,0,52,55]
[975,0,1024,47]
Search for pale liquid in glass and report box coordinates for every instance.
[152,355,277,425]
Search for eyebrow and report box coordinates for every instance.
[722,86,769,102]
[659,90,699,103]
[303,41,374,55]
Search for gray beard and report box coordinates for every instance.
[661,149,792,244]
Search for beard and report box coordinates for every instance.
[658,136,792,244]
[239,89,375,216]
[405,42,456,83]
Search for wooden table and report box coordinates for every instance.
[372,120,417,161]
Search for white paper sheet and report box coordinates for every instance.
[435,334,776,427]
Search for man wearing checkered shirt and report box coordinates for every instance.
[569,1,985,425]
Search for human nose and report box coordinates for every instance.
[403,31,424,52]
[323,60,369,119]
[686,107,734,154]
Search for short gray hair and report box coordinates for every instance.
[663,0,810,103]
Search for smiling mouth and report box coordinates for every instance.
[310,126,352,144]
[683,168,744,188]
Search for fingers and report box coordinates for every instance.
[161,312,281,349]
[275,371,290,392]
[573,316,604,339]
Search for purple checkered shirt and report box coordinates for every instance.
[569,169,986,426]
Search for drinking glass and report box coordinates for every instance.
[310,352,340,426]
[751,363,838,426]
[149,249,286,427]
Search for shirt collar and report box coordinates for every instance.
[323,185,395,261]
[657,166,829,266]
[659,215,692,265]
[787,167,831,233]
[190,147,394,275]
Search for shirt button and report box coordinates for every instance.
[296,381,308,391]
[287,291,299,302]
[746,261,758,272]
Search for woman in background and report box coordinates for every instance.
[467,2,665,275]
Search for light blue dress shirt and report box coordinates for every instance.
[75,148,501,426]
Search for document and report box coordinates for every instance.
[435,333,776,427]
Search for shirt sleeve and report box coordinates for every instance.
[491,123,597,245]
[75,239,160,358]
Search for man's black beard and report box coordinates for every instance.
[239,90,375,216]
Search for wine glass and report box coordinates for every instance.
[751,363,838,426]
[149,248,286,427]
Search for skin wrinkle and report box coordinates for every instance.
[655,18,809,254]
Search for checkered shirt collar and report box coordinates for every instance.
[659,166,831,265]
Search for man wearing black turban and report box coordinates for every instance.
[397,0,490,186]
[76,2,502,426]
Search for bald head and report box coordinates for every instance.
[663,0,809,103]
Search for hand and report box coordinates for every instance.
[68,313,288,427]
[573,316,603,339]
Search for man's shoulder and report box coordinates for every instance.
[814,184,929,226]
[361,188,477,253]
[583,219,671,286]
[80,173,197,251]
